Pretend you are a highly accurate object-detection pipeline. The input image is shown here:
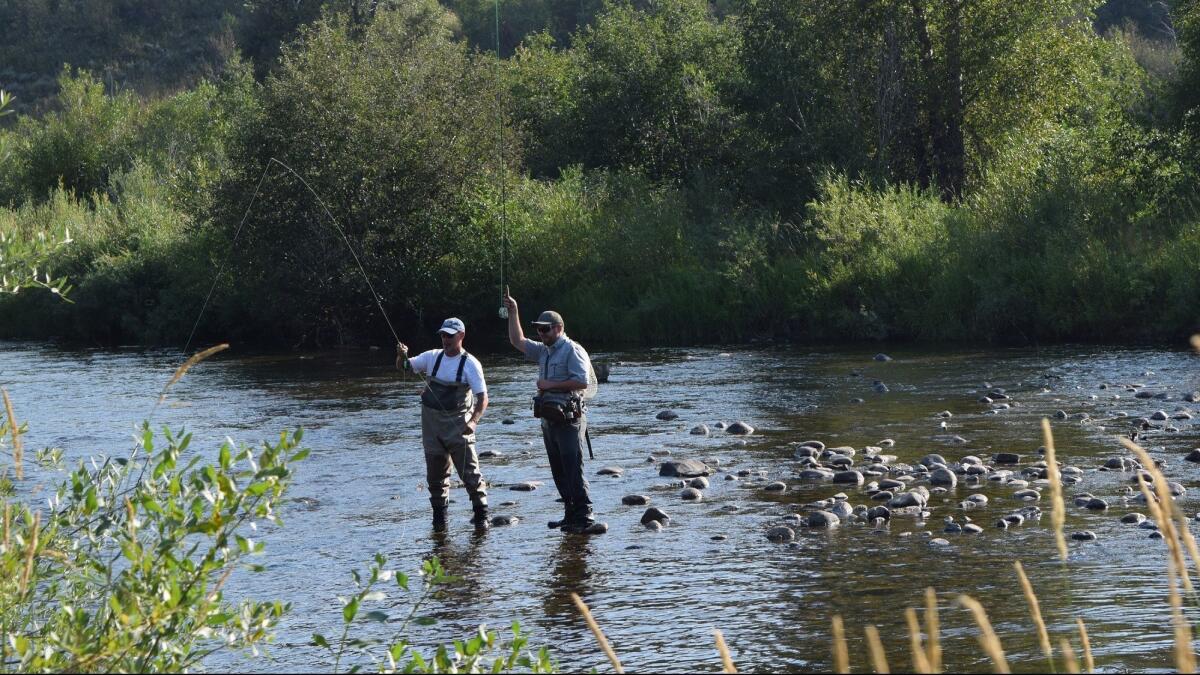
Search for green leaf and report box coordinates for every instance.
[311,633,330,648]
[343,597,360,624]
[414,616,437,626]
[364,610,389,622]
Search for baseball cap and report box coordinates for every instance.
[438,317,466,335]
[531,310,563,326]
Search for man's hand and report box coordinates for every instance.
[503,292,517,315]
[397,341,408,356]
[465,419,478,434]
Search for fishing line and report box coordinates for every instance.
[495,0,509,321]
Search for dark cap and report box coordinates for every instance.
[531,310,564,326]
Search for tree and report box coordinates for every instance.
[508,0,742,184]
[739,0,1117,203]
[216,2,516,346]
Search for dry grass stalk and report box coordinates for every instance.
[1192,334,1200,352]
[1041,418,1067,562]
[865,625,890,673]
[904,607,932,674]
[832,615,849,674]
[569,593,624,674]
[713,630,736,673]
[958,594,1010,674]
[1014,561,1053,666]
[2,388,23,480]
[924,587,942,673]
[1059,638,1080,674]
[3,502,9,549]
[1121,437,1196,591]
[1075,619,1093,673]
[157,343,230,405]
[17,510,40,595]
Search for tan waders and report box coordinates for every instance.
[420,351,488,531]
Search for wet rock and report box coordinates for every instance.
[656,410,680,421]
[766,526,796,543]
[1135,391,1156,399]
[597,466,624,477]
[583,522,609,535]
[501,418,515,425]
[832,470,865,485]
[1003,514,1026,525]
[965,494,989,506]
[490,515,519,527]
[929,538,951,547]
[871,491,894,501]
[1188,450,1200,463]
[794,446,820,460]
[765,481,788,492]
[799,440,826,452]
[930,468,958,487]
[622,494,650,506]
[1185,392,1200,403]
[798,470,834,482]
[1084,498,1109,511]
[874,353,893,362]
[1150,531,1165,540]
[1013,489,1041,501]
[727,421,755,435]
[640,507,670,525]
[1169,482,1187,497]
[478,449,503,458]
[1151,410,1169,421]
[1071,531,1098,541]
[827,455,855,469]
[879,479,906,491]
[919,454,948,468]
[713,422,727,430]
[1121,513,1147,525]
[1054,410,1068,420]
[979,396,994,404]
[680,487,703,501]
[690,424,710,436]
[1174,412,1193,420]
[868,506,891,521]
[659,460,714,478]
[850,397,866,404]
[808,511,841,528]
[510,482,541,491]
[831,501,854,520]
[995,519,1010,529]
[644,520,663,531]
[963,523,984,534]
[938,411,953,418]
[888,491,928,509]
[688,477,710,490]
[993,453,1021,464]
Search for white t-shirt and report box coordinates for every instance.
[408,349,487,395]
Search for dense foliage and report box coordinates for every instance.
[0,0,1197,347]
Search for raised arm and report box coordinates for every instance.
[395,341,409,370]
[503,288,527,354]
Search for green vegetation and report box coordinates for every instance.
[0,0,1197,347]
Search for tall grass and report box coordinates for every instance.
[1014,561,1053,669]
[1041,419,1068,562]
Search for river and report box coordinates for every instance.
[1,340,1198,672]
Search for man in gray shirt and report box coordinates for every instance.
[503,291,597,534]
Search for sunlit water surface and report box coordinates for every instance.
[2,341,1199,672]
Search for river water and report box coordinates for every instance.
[2,340,1199,672]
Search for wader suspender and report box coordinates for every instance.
[430,350,469,383]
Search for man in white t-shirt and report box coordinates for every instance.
[396,317,490,531]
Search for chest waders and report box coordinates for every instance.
[420,350,488,530]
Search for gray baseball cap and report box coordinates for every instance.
[438,317,466,335]
[531,310,564,326]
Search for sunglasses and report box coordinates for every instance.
[535,325,555,334]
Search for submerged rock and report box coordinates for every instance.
[727,421,755,435]
[640,507,670,525]
[766,526,796,543]
[680,487,703,501]
[622,494,650,506]
[596,466,624,476]
[659,460,714,478]
[1071,531,1098,541]
[808,511,841,528]
[765,481,789,492]
[690,424,710,436]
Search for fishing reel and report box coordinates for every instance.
[498,305,509,319]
